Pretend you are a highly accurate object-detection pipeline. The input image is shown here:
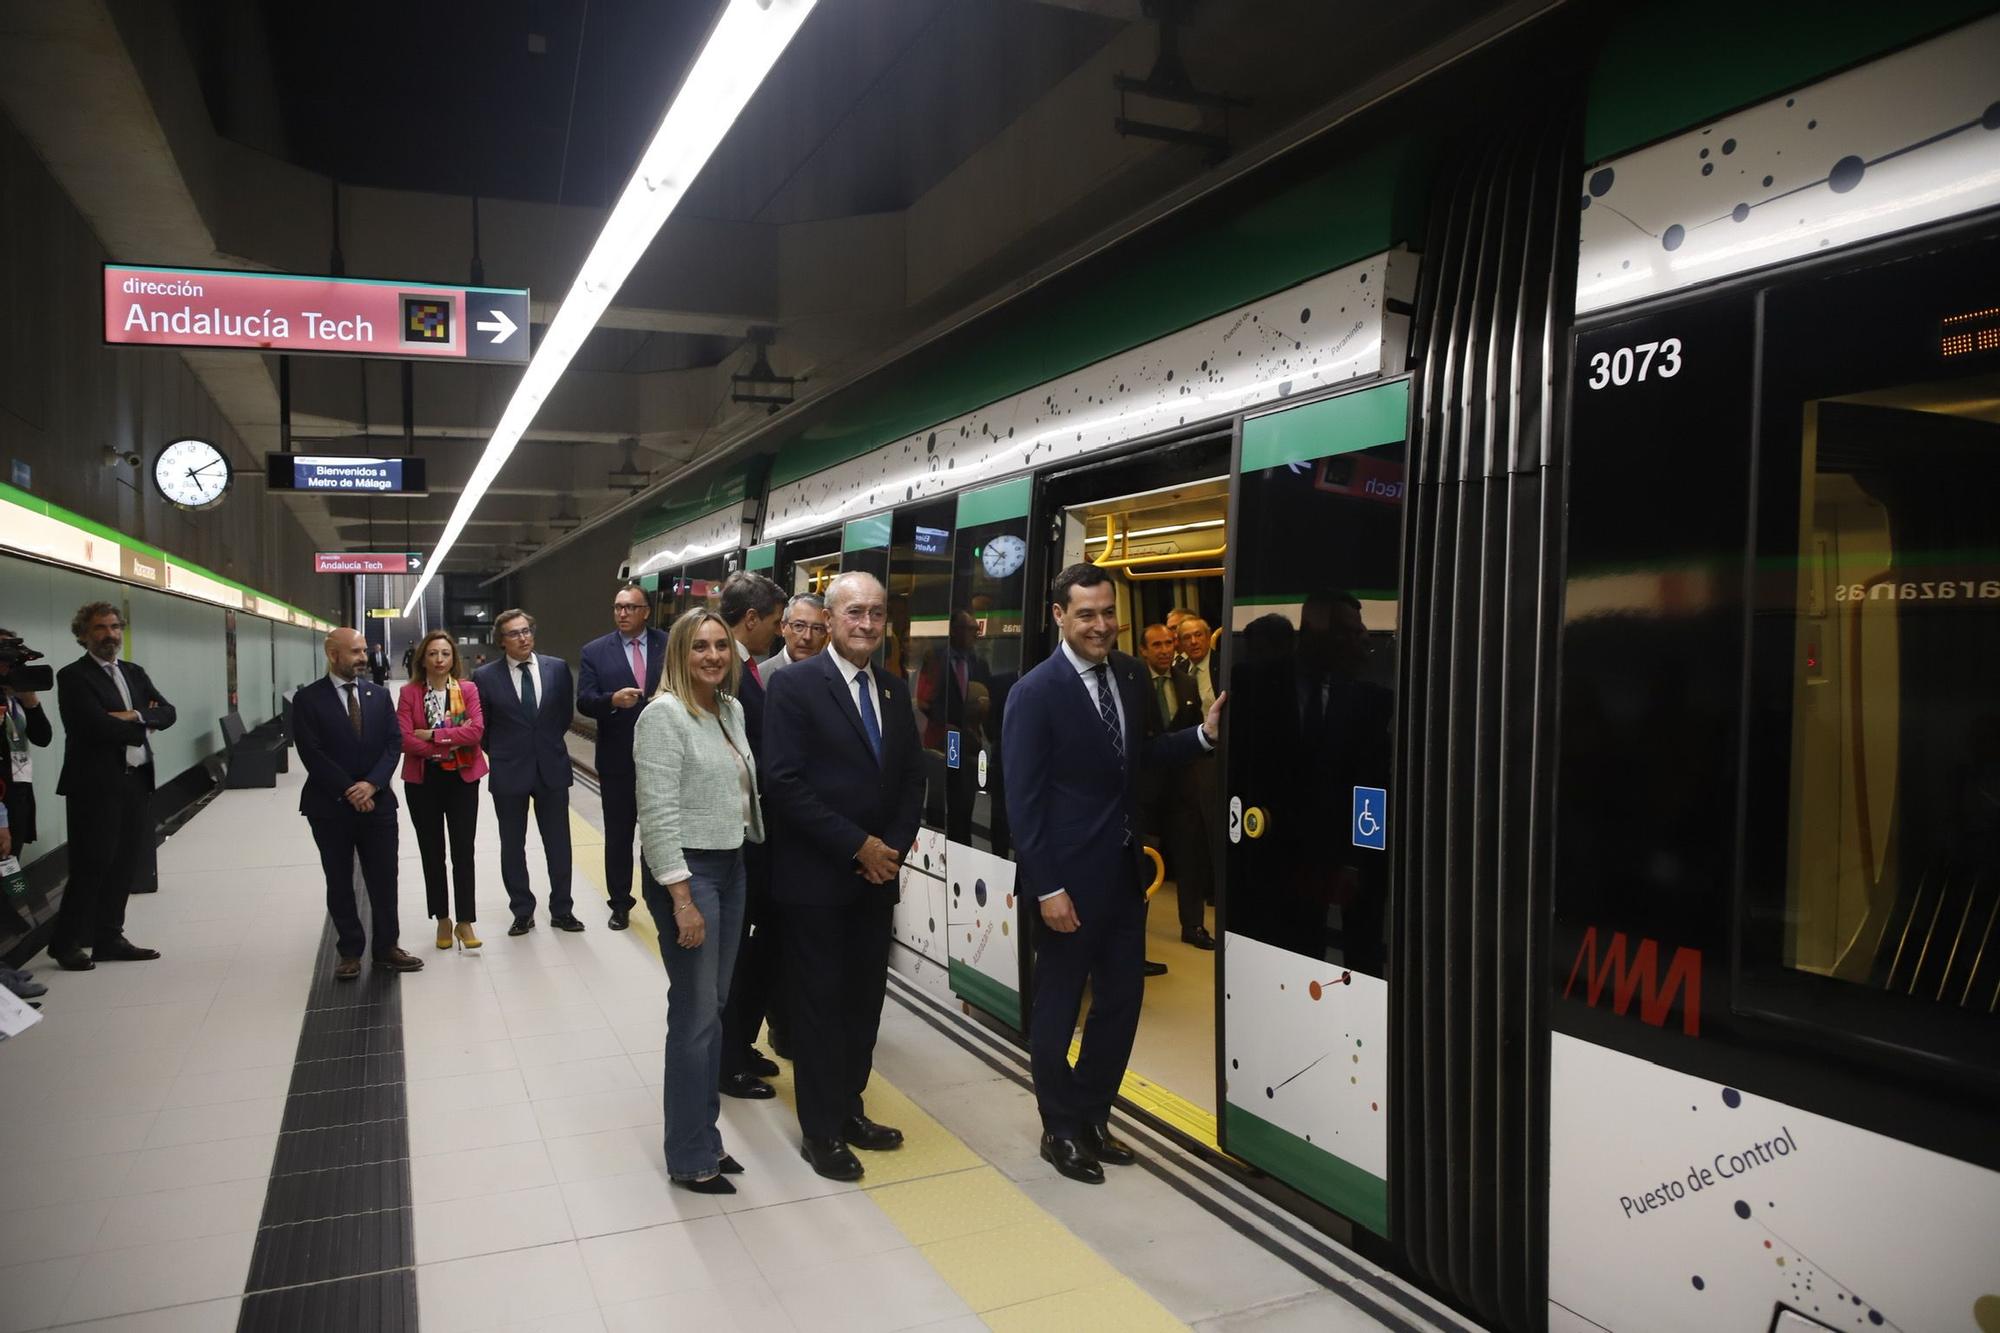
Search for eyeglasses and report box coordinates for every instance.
[612,602,648,613]
[500,627,535,641]
[839,607,888,625]
[785,620,829,636]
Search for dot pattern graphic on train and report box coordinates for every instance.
[1575,12,2000,313]
[762,250,1415,541]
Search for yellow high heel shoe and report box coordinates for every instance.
[455,921,482,950]
[436,917,454,950]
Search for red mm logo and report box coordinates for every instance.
[1562,928,1702,1036]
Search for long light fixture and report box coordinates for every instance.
[402,0,818,615]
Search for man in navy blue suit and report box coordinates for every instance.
[762,571,926,1182]
[1003,564,1222,1183]
[474,609,582,935]
[576,582,667,931]
[292,627,423,979]
[716,571,788,1099]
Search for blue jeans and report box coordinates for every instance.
[643,849,745,1180]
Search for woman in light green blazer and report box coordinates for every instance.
[635,608,765,1194]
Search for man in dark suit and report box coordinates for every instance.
[716,571,788,1099]
[291,627,423,979]
[1139,623,1218,951]
[576,582,667,931]
[762,571,926,1182]
[367,642,389,686]
[1003,565,1222,1183]
[47,601,175,971]
[474,609,582,935]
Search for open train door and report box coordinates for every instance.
[1216,378,1410,1238]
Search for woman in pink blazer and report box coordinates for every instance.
[398,631,489,949]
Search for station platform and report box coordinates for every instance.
[0,763,1473,1333]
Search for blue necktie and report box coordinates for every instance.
[854,669,882,764]
[519,661,538,722]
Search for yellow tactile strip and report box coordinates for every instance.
[567,810,1189,1328]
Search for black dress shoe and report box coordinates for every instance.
[746,1048,780,1078]
[1040,1134,1105,1184]
[721,1073,775,1100]
[51,947,95,972]
[801,1137,865,1181]
[1143,959,1168,977]
[841,1115,904,1151]
[507,916,535,936]
[673,1173,736,1195]
[718,1154,744,1175]
[1081,1122,1137,1166]
[93,937,160,963]
[1181,926,1216,950]
[550,914,585,932]
[608,909,630,931]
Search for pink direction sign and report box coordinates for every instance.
[104,264,530,364]
[315,552,424,574]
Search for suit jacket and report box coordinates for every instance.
[761,650,926,907]
[396,678,489,784]
[291,675,401,818]
[473,654,576,796]
[576,628,667,779]
[1138,663,1204,813]
[734,641,767,760]
[55,655,177,796]
[1001,648,1206,909]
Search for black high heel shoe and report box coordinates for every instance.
[674,1173,736,1195]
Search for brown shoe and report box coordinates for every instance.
[334,957,362,981]
[372,948,425,973]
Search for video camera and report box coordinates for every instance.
[0,630,54,694]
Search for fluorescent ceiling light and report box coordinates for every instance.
[402,0,817,615]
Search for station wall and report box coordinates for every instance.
[0,549,324,872]
[0,110,334,618]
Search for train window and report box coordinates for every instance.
[1748,233,2000,1067]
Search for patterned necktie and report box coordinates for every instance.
[854,669,882,763]
[1091,663,1124,762]
[345,682,363,737]
[519,660,538,721]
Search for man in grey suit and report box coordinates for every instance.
[761,593,828,678]
[474,609,582,935]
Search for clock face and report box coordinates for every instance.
[981,533,1027,579]
[153,438,232,510]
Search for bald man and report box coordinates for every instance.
[292,628,423,979]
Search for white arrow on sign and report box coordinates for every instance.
[475,309,518,344]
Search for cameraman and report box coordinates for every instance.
[0,627,54,864]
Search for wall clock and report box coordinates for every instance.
[152,438,232,510]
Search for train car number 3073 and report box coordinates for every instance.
[1585,338,1682,389]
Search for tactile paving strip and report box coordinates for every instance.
[236,920,416,1332]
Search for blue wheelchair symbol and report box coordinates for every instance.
[1352,786,1387,850]
[946,730,962,770]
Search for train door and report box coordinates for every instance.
[939,478,1034,1026]
[1029,433,1233,1127]
[883,500,957,987]
[1216,379,1409,1237]
[773,527,841,607]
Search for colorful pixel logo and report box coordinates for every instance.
[401,296,452,346]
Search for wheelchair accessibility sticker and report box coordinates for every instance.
[1352,786,1387,850]
[946,730,961,770]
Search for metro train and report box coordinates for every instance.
[615,8,2000,1331]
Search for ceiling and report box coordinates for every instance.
[6,0,1528,576]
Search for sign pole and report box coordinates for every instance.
[279,356,292,453]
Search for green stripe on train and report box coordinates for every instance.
[947,960,1021,1029]
[1224,1103,1389,1237]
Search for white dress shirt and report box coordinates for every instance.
[504,653,542,704]
[827,647,880,735]
[102,658,148,768]
[1059,639,1128,748]
[1184,656,1217,711]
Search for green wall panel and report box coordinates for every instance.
[842,514,893,553]
[770,136,1432,491]
[954,477,1033,529]
[745,542,776,571]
